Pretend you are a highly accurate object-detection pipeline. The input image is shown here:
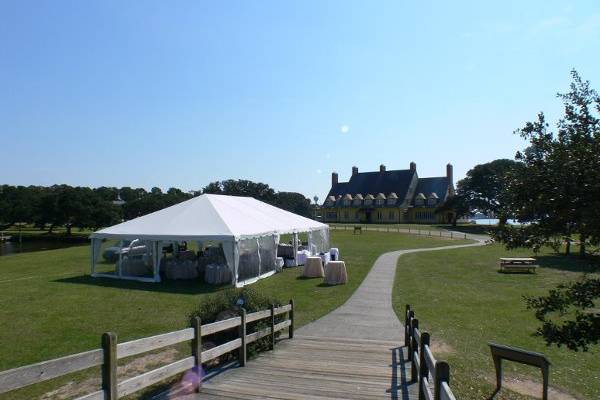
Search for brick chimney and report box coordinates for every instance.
[331,172,339,186]
[410,162,416,172]
[380,164,386,172]
[446,163,453,185]
[352,166,358,176]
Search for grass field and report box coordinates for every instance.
[392,244,599,400]
[0,230,470,399]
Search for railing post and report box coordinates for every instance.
[464,233,467,239]
[418,332,430,400]
[239,308,247,366]
[411,319,419,383]
[270,304,275,350]
[434,361,450,400]
[101,332,117,400]
[450,231,453,239]
[288,299,294,339]
[404,305,412,347]
[191,316,202,392]
[407,311,415,361]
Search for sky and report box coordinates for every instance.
[1,1,599,200]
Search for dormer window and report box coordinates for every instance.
[342,194,353,207]
[353,194,363,206]
[375,193,386,206]
[387,192,398,205]
[427,193,439,206]
[415,193,426,206]
[364,194,374,206]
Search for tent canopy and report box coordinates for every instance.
[91,194,328,241]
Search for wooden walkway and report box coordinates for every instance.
[194,335,418,399]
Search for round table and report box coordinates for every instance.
[324,261,347,285]
[303,257,324,278]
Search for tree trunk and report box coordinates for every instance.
[47,223,55,234]
[579,233,587,257]
[66,224,72,236]
[565,238,571,256]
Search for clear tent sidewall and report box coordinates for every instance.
[90,226,330,286]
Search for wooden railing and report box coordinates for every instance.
[405,304,457,400]
[330,224,469,240]
[0,299,294,399]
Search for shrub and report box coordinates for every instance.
[189,287,285,363]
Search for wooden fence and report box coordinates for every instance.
[330,224,469,240]
[0,300,294,399]
[405,304,457,400]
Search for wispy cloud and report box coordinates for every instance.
[340,125,350,134]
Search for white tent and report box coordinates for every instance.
[89,194,329,286]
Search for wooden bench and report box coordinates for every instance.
[499,257,538,273]
[353,226,362,235]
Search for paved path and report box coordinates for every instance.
[193,234,487,399]
[297,237,486,341]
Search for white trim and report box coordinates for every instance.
[234,270,276,288]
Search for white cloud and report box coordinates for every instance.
[340,125,350,134]
[316,169,322,174]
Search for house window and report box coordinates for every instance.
[387,199,397,205]
[344,211,349,220]
[355,211,360,220]
[364,200,372,206]
[326,211,337,219]
[343,199,351,206]
[389,211,395,220]
[415,199,424,206]
[427,198,437,206]
[375,199,384,206]
[377,211,383,220]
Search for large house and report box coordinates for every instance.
[322,162,455,224]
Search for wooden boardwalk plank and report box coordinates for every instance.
[197,337,418,399]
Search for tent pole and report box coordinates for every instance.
[118,240,123,277]
[292,233,299,266]
[91,239,96,276]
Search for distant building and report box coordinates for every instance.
[322,162,455,224]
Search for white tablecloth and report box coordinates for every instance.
[329,247,340,261]
[303,257,324,278]
[324,261,347,285]
[318,252,331,265]
[296,250,310,266]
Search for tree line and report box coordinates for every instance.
[0,180,312,234]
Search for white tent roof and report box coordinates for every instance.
[91,194,328,241]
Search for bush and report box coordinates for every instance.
[189,287,285,363]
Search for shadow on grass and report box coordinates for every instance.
[55,275,226,295]
[535,254,600,274]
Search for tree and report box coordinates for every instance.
[497,70,600,257]
[459,159,523,224]
[435,193,470,226]
[525,277,600,351]
[275,192,312,217]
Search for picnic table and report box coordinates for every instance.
[499,257,538,273]
[353,226,362,234]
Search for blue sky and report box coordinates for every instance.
[1,1,599,200]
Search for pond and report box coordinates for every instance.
[0,239,87,256]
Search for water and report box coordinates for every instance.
[0,239,87,256]
[471,219,522,225]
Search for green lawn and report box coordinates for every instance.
[0,230,470,399]
[392,244,599,400]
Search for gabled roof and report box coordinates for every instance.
[412,177,450,205]
[91,194,327,241]
[326,169,416,201]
